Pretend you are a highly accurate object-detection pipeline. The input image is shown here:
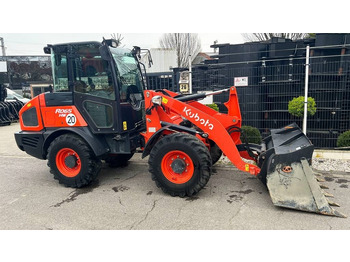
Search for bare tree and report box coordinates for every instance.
[159,33,201,67]
[242,33,313,42]
[111,33,124,47]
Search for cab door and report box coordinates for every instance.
[69,43,119,134]
[110,49,145,133]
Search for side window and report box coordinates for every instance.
[73,44,115,100]
[112,51,143,107]
[52,54,69,92]
[83,101,113,128]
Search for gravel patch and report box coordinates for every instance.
[217,156,350,174]
[312,158,350,173]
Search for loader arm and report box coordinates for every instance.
[143,87,260,176]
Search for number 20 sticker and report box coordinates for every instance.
[66,113,76,126]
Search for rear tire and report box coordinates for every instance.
[149,133,212,197]
[47,134,101,188]
[210,141,222,165]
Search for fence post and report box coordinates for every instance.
[303,45,310,134]
[187,33,193,94]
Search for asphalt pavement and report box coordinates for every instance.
[0,123,349,230]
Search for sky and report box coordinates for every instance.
[0,1,343,57]
[0,33,245,56]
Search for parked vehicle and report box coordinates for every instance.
[5,88,30,104]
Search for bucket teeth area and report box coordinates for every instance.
[321,190,334,198]
[327,200,340,207]
[266,158,346,218]
[316,177,326,182]
[319,183,329,189]
[315,172,344,214]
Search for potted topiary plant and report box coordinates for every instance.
[337,130,350,147]
[240,125,262,144]
[206,103,219,112]
[288,96,317,118]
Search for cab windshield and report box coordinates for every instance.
[110,48,144,104]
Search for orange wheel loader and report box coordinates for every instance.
[15,39,346,217]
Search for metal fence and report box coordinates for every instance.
[0,43,349,148]
[193,46,350,148]
[148,44,350,149]
[147,72,174,91]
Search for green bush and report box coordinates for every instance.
[337,131,350,147]
[288,96,316,118]
[206,103,219,112]
[240,125,262,144]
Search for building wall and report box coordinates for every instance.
[142,48,177,73]
[0,56,52,89]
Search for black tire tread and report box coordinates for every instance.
[210,142,222,165]
[47,134,101,188]
[148,133,212,197]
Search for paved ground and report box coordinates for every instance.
[0,123,349,230]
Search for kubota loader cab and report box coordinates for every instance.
[15,39,345,218]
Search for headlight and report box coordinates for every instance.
[151,95,162,106]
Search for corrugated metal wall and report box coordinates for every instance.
[142,49,177,73]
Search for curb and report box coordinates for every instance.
[313,149,350,160]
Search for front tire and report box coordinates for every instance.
[47,134,101,188]
[149,133,212,197]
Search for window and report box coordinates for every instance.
[72,44,115,100]
[52,54,68,92]
[110,48,144,107]
[83,100,113,128]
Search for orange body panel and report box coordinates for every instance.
[40,106,87,128]
[19,95,44,132]
[19,93,87,132]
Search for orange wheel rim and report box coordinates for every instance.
[56,148,81,177]
[161,150,194,184]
